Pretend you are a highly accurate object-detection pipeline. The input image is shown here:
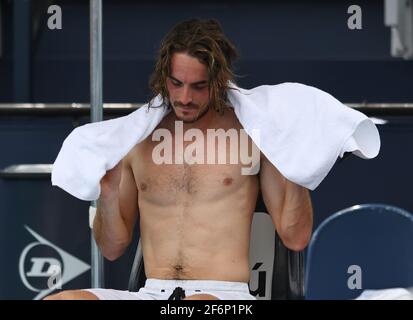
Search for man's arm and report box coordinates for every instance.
[93,155,139,261]
[259,154,313,251]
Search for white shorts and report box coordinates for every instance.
[83,278,256,300]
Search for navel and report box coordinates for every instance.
[174,265,184,272]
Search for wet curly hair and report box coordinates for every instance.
[148,18,240,114]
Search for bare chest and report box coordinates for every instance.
[130,129,257,205]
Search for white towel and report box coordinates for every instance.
[355,288,413,300]
[51,82,380,201]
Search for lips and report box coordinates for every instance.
[180,106,196,111]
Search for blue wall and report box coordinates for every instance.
[1,0,413,103]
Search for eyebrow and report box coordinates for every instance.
[168,75,208,86]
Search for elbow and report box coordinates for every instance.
[93,228,132,262]
[101,243,128,261]
[280,235,310,252]
[103,252,121,262]
[278,223,312,252]
[278,204,313,252]
[96,235,131,261]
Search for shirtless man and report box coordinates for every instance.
[45,18,313,300]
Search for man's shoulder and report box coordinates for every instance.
[124,141,143,166]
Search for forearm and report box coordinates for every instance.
[93,194,130,260]
[279,182,313,251]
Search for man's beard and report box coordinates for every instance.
[173,102,210,123]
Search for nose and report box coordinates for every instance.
[179,86,193,106]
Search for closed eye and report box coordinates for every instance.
[169,77,207,90]
[171,79,182,87]
[194,85,207,90]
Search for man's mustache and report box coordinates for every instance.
[174,102,199,109]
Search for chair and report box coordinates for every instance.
[305,203,413,300]
[128,192,305,300]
